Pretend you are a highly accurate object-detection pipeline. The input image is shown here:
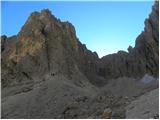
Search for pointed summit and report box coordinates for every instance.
[41,9,52,16]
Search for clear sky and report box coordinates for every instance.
[1,1,154,57]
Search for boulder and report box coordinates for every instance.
[101,108,112,119]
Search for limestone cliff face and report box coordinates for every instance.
[1,9,100,88]
[1,9,103,119]
[99,1,159,80]
[1,2,159,88]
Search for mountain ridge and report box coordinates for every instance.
[1,1,159,119]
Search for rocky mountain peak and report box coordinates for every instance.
[1,6,100,87]
[1,1,159,119]
[11,8,81,66]
[41,9,52,16]
[28,9,55,21]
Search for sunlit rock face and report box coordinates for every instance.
[99,1,159,80]
[1,1,159,119]
[1,9,102,119]
[1,9,101,88]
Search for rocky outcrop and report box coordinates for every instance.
[1,1,159,119]
[101,108,112,119]
[1,9,101,89]
[1,8,104,119]
[99,1,159,80]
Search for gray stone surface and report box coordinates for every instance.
[126,88,159,119]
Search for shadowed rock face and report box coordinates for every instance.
[99,1,159,80]
[1,1,159,119]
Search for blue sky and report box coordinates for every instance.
[1,1,154,57]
